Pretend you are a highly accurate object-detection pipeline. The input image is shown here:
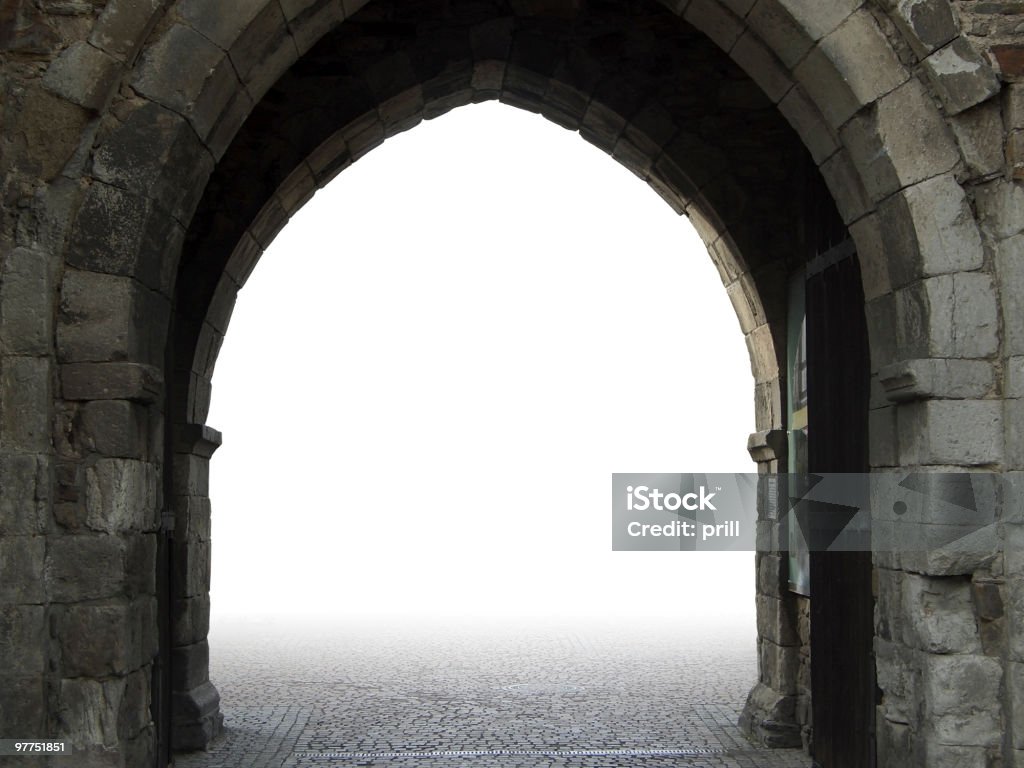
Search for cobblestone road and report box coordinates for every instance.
[174,617,811,768]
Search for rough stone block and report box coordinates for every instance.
[7,85,90,182]
[205,87,255,162]
[172,595,211,647]
[739,680,800,747]
[85,459,159,533]
[119,675,154,748]
[819,148,872,224]
[877,715,921,768]
[685,0,745,51]
[125,533,157,598]
[997,235,1024,357]
[92,100,212,226]
[1,246,54,356]
[171,454,210,501]
[1011,660,1024,749]
[0,356,51,454]
[842,78,958,200]
[975,178,1024,240]
[746,0,813,69]
[284,0,344,55]
[949,100,1006,179]
[924,743,988,768]
[726,275,761,334]
[380,87,424,138]
[0,455,48,535]
[0,536,45,604]
[0,676,46,736]
[89,0,163,61]
[793,44,862,131]
[746,324,780,383]
[874,637,919,725]
[1008,529,1024,661]
[132,24,239,140]
[811,10,908,127]
[730,31,793,103]
[901,573,981,653]
[1009,397,1024,470]
[275,162,317,216]
[171,679,222,751]
[867,292,899,367]
[878,174,984,288]
[879,359,994,402]
[58,597,157,677]
[973,579,1004,622]
[227,1,297,101]
[776,0,862,41]
[850,214,889,300]
[171,640,210,691]
[61,362,163,403]
[580,100,627,154]
[78,400,149,459]
[922,653,1002,746]
[870,405,899,467]
[897,399,1003,466]
[56,677,125,749]
[900,273,997,360]
[178,0,268,49]
[58,269,169,366]
[923,37,1001,116]
[45,534,125,602]
[884,0,959,58]
[757,552,785,594]
[224,232,264,289]
[756,594,798,646]
[66,179,185,294]
[1008,357,1024,400]
[0,605,45,672]
[172,495,212,541]
[173,539,212,598]
[776,84,839,164]
[43,41,121,111]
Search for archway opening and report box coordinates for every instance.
[182,102,777,764]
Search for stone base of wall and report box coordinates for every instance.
[739,682,802,748]
[172,681,223,752]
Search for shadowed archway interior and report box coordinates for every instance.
[166,0,848,759]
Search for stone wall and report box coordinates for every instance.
[1,0,1023,766]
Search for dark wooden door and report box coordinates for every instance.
[806,249,876,768]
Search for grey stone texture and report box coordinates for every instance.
[0,0,1022,766]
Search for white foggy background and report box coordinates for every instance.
[207,102,758,626]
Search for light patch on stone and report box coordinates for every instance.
[928,44,983,76]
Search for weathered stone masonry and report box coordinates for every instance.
[1,0,1024,766]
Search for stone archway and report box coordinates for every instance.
[1,1,1020,767]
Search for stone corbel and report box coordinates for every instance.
[173,423,223,458]
[748,429,787,464]
[878,359,993,403]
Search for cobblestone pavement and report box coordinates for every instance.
[174,617,811,768]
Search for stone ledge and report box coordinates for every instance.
[61,362,163,403]
[879,359,994,402]
[748,429,788,463]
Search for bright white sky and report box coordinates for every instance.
[207,102,757,625]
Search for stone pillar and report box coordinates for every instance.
[50,362,167,766]
[874,362,1009,768]
[170,424,223,751]
[740,428,805,749]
